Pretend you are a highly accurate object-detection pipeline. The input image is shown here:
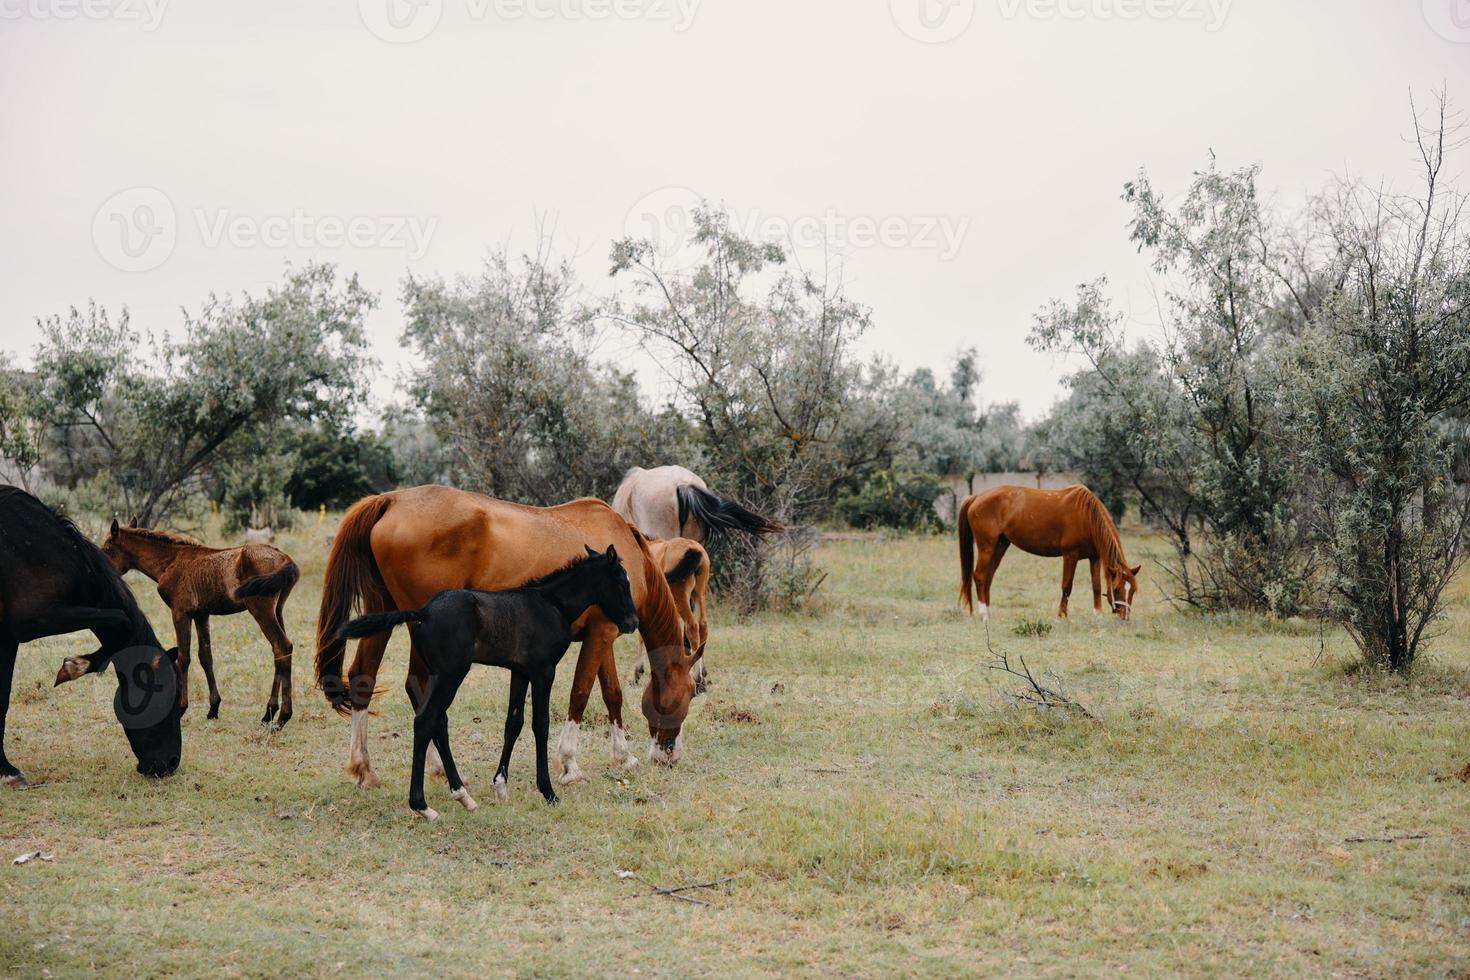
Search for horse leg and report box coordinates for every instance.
[0,640,23,788]
[436,711,477,812]
[246,599,294,731]
[1059,554,1078,619]
[978,538,1010,621]
[531,668,558,804]
[592,625,638,771]
[493,673,529,802]
[556,638,603,785]
[345,630,390,789]
[172,612,193,717]
[195,617,222,720]
[403,640,445,779]
[424,664,473,811]
[408,677,439,821]
[1090,559,1104,613]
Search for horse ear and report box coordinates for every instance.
[585,544,598,558]
[109,518,119,538]
[1130,564,1142,576]
[606,543,618,561]
[129,515,139,528]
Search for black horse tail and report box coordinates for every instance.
[957,495,976,614]
[663,546,705,585]
[234,560,300,600]
[336,608,423,641]
[676,485,784,541]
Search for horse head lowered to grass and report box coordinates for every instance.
[0,487,182,784]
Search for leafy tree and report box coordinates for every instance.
[30,264,373,523]
[608,205,883,523]
[402,250,692,505]
[1033,157,1314,613]
[0,368,42,490]
[283,423,399,511]
[1284,98,1470,672]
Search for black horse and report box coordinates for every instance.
[338,545,640,819]
[0,486,182,783]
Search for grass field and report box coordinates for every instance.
[3,520,1468,977]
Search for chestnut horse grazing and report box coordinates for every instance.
[314,485,698,791]
[102,521,301,728]
[958,485,1141,621]
[613,465,783,543]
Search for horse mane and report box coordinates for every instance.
[1070,486,1127,572]
[119,525,207,548]
[513,550,611,592]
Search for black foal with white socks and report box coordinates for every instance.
[336,545,639,820]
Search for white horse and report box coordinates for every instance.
[611,466,783,543]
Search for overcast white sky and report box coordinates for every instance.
[2,0,1468,420]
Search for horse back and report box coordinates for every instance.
[966,485,1096,557]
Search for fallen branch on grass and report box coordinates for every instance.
[984,627,1094,720]
[1343,834,1430,844]
[618,871,734,906]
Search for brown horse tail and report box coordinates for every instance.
[957,495,976,614]
[663,546,704,585]
[315,493,394,716]
[234,559,300,600]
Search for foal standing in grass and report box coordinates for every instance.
[337,545,641,820]
[101,520,300,728]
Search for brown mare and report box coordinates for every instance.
[102,520,301,728]
[958,485,1141,621]
[612,465,783,543]
[633,537,710,691]
[314,485,699,791]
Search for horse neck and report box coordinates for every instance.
[119,532,195,581]
[533,567,607,626]
[636,561,685,662]
[1081,493,1127,573]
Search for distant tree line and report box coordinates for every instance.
[1,98,1465,666]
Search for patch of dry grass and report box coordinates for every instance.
[2,521,1467,976]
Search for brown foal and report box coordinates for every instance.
[102,520,300,728]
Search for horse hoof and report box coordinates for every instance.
[493,775,509,802]
[543,793,560,806]
[207,705,220,720]
[351,768,381,790]
[414,806,439,822]
[557,766,587,786]
[619,753,640,772]
[1,772,28,790]
[451,787,478,812]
